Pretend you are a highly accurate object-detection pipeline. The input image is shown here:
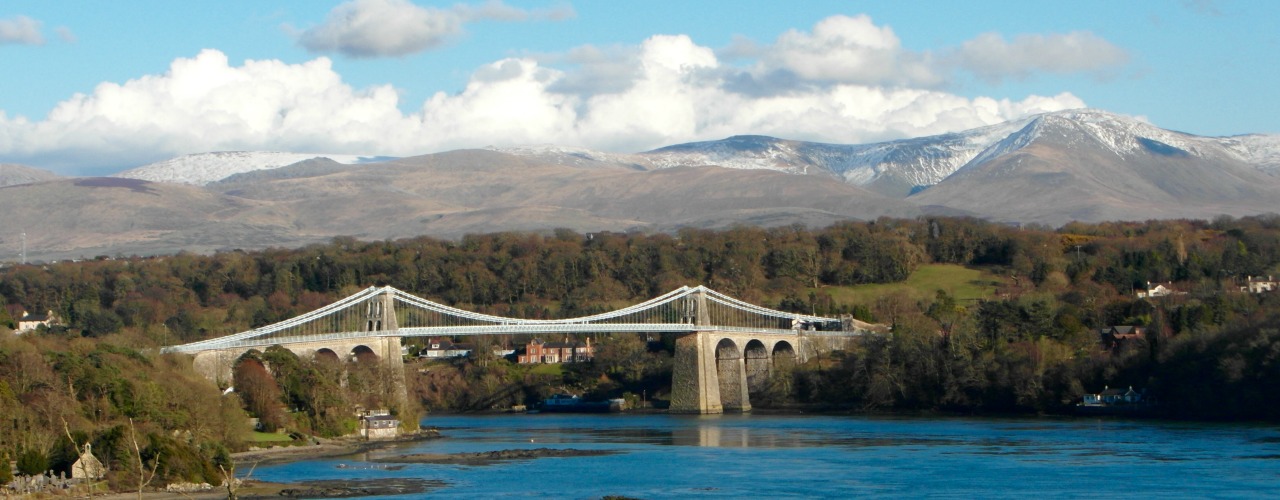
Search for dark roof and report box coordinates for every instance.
[362,414,399,422]
[541,342,588,349]
[19,312,50,321]
[426,343,473,350]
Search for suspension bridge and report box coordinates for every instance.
[165,285,873,413]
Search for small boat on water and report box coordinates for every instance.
[539,394,624,413]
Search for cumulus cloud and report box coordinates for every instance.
[0,50,419,169]
[953,31,1130,83]
[1,14,1109,173]
[757,14,943,88]
[297,0,574,58]
[0,15,44,45]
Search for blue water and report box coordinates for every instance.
[250,413,1280,498]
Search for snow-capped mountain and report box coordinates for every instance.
[637,121,1031,197]
[908,109,1280,225]
[114,151,388,186]
[626,109,1280,197]
[7,107,1280,260]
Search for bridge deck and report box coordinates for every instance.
[164,285,868,354]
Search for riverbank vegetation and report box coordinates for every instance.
[3,215,1280,489]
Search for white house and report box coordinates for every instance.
[1242,275,1277,294]
[1137,282,1185,299]
[15,310,56,334]
[357,409,400,440]
[418,337,473,359]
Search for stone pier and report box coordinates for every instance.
[669,331,806,414]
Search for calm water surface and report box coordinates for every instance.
[251,413,1280,498]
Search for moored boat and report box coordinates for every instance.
[539,394,624,413]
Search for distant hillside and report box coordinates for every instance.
[4,108,1278,261]
[0,163,61,187]
[0,151,922,261]
[0,177,301,260]
[113,151,390,185]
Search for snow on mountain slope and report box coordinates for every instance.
[633,109,1280,197]
[114,151,387,185]
[1217,134,1280,173]
[956,110,1279,175]
[638,121,1030,197]
[485,145,653,169]
[1030,110,1206,157]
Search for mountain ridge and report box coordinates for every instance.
[2,108,1278,261]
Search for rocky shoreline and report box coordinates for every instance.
[105,428,624,498]
[230,428,443,466]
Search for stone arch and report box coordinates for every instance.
[771,341,797,371]
[715,338,749,412]
[744,339,770,394]
[314,348,340,363]
[351,345,379,363]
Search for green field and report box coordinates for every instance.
[526,363,564,376]
[811,264,1005,306]
[249,431,295,443]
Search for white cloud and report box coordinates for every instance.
[758,14,943,87]
[0,50,422,169]
[744,15,1127,88]
[0,15,44,45]
[953,31,1130,83]
[297,0,463,57]
[297,0,574,58]
[1,15,1105,173]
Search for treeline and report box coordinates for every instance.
[4,216,1277,344]
[3,215,1280,488]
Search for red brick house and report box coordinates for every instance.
[1100,325,1145,350]
[518,338,594,364]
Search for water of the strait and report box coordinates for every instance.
[248,413,1280,498]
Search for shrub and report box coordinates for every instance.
[16,449,48,476]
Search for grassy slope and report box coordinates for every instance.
[812,264,1005,305]
[250,431,295,443]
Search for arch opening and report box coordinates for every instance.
[772,341,797,371]
[314,348,340,363]
[351,345,379,363]
[715,338,749,412]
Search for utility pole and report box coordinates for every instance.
[21,231,26,265]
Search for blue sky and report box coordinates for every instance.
[1,0,1275,175]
